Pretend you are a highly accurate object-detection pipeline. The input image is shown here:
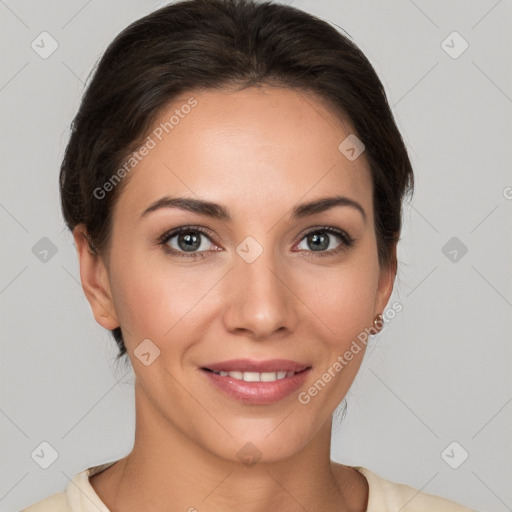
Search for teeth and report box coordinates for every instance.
[211,369,300,382]
[243,371,260,382]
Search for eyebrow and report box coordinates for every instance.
[140,194,366,223]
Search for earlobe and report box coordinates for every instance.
[72,225,120,330]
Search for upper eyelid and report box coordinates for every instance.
[160,225,215,241]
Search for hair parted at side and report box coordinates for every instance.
[60,0,414,363]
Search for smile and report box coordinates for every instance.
[208,370,299,381]
[201,359,311,404]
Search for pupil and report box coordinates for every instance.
[309,233,328,251]
[179,232,200,252]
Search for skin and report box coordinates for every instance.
[74,85,396,512]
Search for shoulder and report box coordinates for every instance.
[354,466,479,512]
[21,460,118,512]
[21,491,70,512]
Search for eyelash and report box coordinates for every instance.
[158,225,355,259]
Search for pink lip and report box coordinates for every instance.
[200,359,311,405]
[203,358,308,373]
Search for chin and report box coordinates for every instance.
[200,418,321,466]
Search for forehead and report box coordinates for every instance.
[114,86,373,222]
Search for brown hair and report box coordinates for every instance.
[60,0,414,363]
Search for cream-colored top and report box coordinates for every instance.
[22,460,478,511]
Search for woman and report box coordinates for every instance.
[23,0,479,510]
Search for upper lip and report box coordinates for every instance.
[202,359,310,373]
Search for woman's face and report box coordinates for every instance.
[76,85,395,463]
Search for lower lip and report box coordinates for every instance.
[201,368,311,405]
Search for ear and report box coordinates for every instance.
[72,224,120,330]
[374,241,397,316]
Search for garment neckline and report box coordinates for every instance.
[71,460,377,511]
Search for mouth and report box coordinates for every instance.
[203,368,303,382]
[200,359,311,405]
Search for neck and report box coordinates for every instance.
[95,386,367,512]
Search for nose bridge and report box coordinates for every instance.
[223,235,296,338]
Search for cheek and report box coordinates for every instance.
[298,266,379,401]
[301,260,379,341]
[108,251,204,345]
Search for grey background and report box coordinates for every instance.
[1,0,511,511]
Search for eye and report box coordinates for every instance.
[296,227,354,257]
[158,225,355,259]
[159,226,219,258]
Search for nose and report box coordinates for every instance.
[222,249,298,341]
